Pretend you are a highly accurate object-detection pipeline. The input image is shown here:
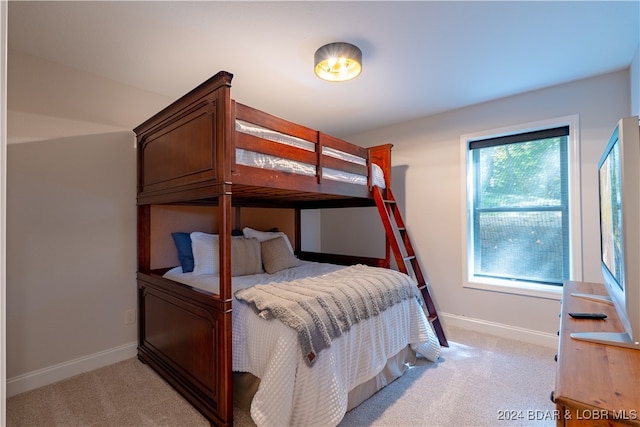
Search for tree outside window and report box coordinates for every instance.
[469,127,569,285]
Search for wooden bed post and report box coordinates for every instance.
[294,208,302,253]
[368,144,393,190]
[218,191,233,301]
[217,189,233,425]
[368,144,394,266]
[217,73,234,425]
[137,205,151,273]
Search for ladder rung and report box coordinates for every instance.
[427,314,438,322]
[403,256,416,262]
[384,199,396,205]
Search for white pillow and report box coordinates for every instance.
[242,227,294,254]
[190,232,219,275]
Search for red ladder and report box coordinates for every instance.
[373,185,448,347]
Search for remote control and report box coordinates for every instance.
[568,312,607,319]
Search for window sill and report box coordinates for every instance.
[464,277,563,301]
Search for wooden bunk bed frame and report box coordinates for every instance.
[135,71,398,426]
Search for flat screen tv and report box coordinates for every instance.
[571,116,640,350]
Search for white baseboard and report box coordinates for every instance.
[440,312,559,349]
[6,341,137,397]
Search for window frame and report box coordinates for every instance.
[460,115,582,300]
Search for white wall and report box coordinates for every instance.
[322,70,631,346]
[632,45,639,117]
[6,131,137,395]
[7,50,169,144]
[4,50,171,395]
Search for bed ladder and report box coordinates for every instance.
[373,185,448,347]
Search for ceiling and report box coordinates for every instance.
[7,1,640,143]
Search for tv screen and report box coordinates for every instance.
[599,139,623,291]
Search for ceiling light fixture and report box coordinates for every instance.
[314,42,362,82]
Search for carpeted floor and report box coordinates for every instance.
[339,327,557,427]
[7,326,558,427]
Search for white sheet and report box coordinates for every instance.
[164,262,441,426]
[235,120,386,188]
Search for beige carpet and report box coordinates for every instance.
[7,326,558,427]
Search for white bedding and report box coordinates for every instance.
[235,120,386,188]
[164,262,441,426]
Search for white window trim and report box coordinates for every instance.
[460,115,582,301]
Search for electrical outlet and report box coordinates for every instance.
[124,309,136,325]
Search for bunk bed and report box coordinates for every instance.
[135,71,442,426]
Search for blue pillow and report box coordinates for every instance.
[171,232,194,273]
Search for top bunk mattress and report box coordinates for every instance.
[236,120,386,188]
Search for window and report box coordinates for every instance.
[462,117,581,296]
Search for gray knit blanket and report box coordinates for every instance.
[234,264,420,366]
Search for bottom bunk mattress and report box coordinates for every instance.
[164,261,441,426]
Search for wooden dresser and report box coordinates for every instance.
[554,280,640,426]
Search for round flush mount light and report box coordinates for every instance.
[314,42,362,82]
